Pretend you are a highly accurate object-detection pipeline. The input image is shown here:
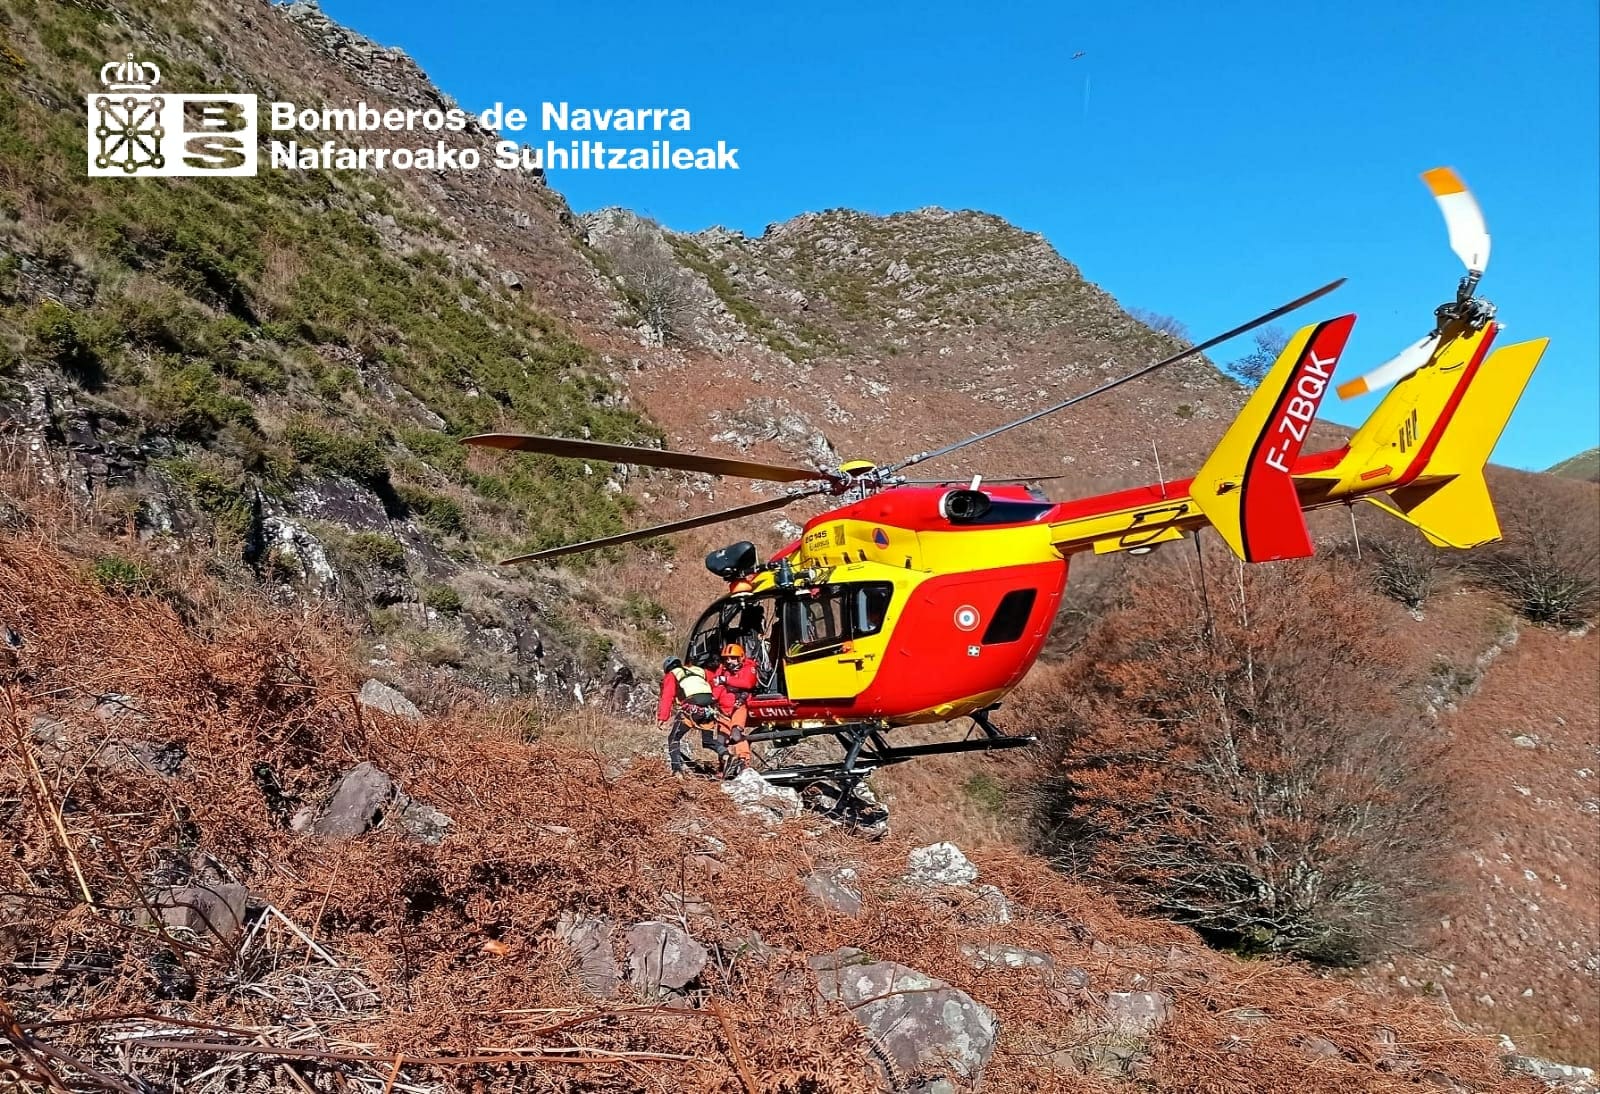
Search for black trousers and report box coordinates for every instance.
[666,712,726,771]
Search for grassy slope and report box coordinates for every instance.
[1547,447,1600,482]
[0,0,652,562]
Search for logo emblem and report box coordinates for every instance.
[88,53,257,177]
[872,527,889,548]
[954,605,980,632]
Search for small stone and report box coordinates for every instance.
[1511,734,1539,749]
[1295,1035,1342,1059]
[972,883,1011,923]
[905,841,979,886]
[720,769,801,821]
[500,269,523,290]
[961,942,1053,974]
[396,795,452,844]
[556,913,619,998]
[151,882,249,942]
[1104,990,1173,1033]
[357,679,421,719]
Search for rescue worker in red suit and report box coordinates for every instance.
[656,656,721,775]
[710,642,758,774]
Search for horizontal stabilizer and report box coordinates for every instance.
[1191,315,1355,561]
[1361,336,1549,550]
[1365,472,1499,549]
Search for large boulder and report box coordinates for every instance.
[720,769,802,822]
[626,921,707,997]
[811,947,998,1089]
[906,842,979,887]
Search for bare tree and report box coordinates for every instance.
[1225,325,1289,385]
[607,223,697,343]
[1129,307,1189,342]
[1030,555,1456,966]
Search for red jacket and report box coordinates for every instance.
[656,672,681,722]
[710,661,759,714]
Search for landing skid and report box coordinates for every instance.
[744,706,1036,836]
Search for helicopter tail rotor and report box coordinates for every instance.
[1337,167,1494,401]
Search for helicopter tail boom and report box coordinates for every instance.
[1044,317,1546,561]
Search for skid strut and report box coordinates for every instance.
[749,704,1036,794]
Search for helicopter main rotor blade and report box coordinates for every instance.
[463,433,837,485]
[888,278,1346,475]
[497,487,829,565]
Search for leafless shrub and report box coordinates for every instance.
[1369,536,1446,610]
[1477,473,1600,627]
[1031,555,1456,966]
[608,223,696,342]
[1129,307,1188,342]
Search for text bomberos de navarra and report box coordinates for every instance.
[266,101,738,172]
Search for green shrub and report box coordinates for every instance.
[341,532,405,572]
[92,556,152,595]
[283,418,388,486]
[422,584,463,614]
[158,458,255,542]
[149,362,256,440]
[395,484,465,535]
[28,300,103,380]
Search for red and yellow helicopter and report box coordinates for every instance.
[466,168,1546,814]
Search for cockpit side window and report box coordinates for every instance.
[783,582,895,660]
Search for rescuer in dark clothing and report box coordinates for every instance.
[656,656,722,775]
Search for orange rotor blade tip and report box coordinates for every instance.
[1421,166,1466,196]
[1335,376,1370,400]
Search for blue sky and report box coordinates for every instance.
[317,0,1599,470]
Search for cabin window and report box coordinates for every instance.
[982,588,1038,644]
[783,581,895,659]
[851,583,894,637]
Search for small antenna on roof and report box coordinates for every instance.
[1152,439,1167,500]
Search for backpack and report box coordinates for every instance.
[671,664,715,708]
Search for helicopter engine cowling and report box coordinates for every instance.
[939,489,992,523]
